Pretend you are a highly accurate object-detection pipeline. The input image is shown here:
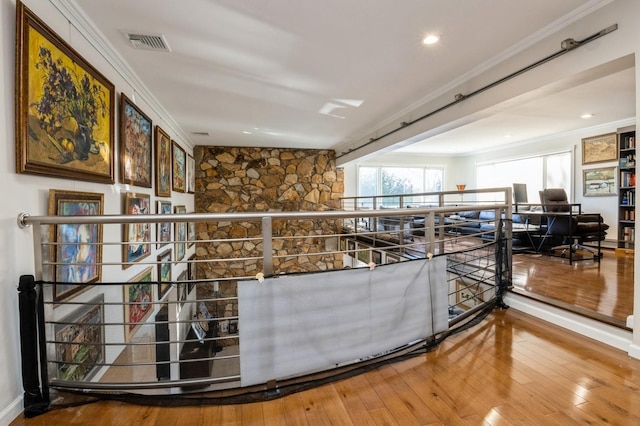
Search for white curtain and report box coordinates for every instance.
[238,256,448,387]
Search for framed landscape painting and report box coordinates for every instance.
[172,141,186,193]
[15,3,115,184]
[48,189,103,301]
[123,192,151,268]
[124,267,154,342]
[119,93,152,187]
[55,294,104,381]
[582,132,618,165]
[583,166,617,197]
[154,126,172,197]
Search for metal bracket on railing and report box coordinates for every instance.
[18,213,31,229]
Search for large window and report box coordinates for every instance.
[358,166,444,206]
[476,151,572,204]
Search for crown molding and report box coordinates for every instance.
[49,0,193,148]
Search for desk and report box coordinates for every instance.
[518,210,606,264]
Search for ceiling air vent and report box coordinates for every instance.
[126,33,171,52]
[192,132,210,136]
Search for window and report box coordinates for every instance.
[358,166,444,206]
[476,151,572,204]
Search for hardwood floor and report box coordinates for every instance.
[511,248,634,327]
[11,309,640,425]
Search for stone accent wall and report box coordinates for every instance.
[193,146,344,344]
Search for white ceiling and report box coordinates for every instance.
[70,0,634,157]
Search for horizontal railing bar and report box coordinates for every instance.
[18,203,510,227]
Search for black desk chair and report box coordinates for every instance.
[539,188,609,263]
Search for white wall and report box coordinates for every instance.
[0,1,194,423]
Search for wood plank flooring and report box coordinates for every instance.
[511,249,634,327]
[11,309,640,425]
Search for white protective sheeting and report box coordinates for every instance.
[238,256,448,387]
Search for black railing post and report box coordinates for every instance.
[18,275,48,417]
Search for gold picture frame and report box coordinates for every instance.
[154,126,172,197]
[15,2,115,183]
[124,267,154,342]
[123,192,151,268]
[119,93,152,187]
[48,189,104,301]
[582,132,618,165]
[172,141,186,193]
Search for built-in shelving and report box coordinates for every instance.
[618,126,636,251]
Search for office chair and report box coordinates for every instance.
[539,188,609,263]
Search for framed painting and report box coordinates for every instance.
[172,141,186,193]
[154,126,172,197]
[55,294,104,381]
[119,93,152,187]
[157,250,172,300]
[124,267,154,342]
[15,3,115,184]
[187,253,197,294]
[188,218,196,248]
[123,192,151,268]
[177,270,187,311]
[187,153,195,194]
[456,280,493,310]
[174,205,187,261]
[48,190,103,301]
[157,200,172,248]
[582,132,618,165]
[583,166,617,197]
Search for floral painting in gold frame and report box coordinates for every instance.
[15,2,115,183]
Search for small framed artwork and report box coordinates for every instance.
[177,270,188,311]
[372,250,382,265]
[174,205,187,261]
[187,153,195,194]
[157,250,172,300]
[15,3,115,184]
[583,166,617,197]
[582,132,618,165]
[123,192,151,268]
[119,93,152,187]
[385,253,401,264]
[187,253,197,294]
[48,189,104,301]
[124,267,154,342]
[154,126,172,197]
[357,245,369,264]
[157,200,172,248]
[172,141,186,193]
[188,218,196,248]
[55,294,104,381]
[455,280,493,310]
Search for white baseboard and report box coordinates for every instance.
[505,292,634,354]
[0,395,23,426]
[629,343,640,359]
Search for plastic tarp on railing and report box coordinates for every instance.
[238,256,448,387]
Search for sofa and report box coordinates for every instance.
[409,208,538,249]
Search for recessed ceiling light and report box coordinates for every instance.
[581,113,594,119]
[504,134,512,138]
[242,131,253,135]
[422,34,440,45]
